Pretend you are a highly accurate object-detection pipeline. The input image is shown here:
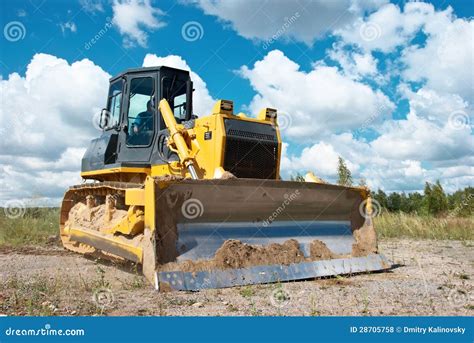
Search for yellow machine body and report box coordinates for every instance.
[60,67,389,291]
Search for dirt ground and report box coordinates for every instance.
[0,239,472,316]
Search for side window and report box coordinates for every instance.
[127,77,155,146]
[173,93,187,120]
[162,77,187,123]
[105,80,123,129]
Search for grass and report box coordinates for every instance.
[0,274,61,316]
[374,212,474,241]
[239,286,255,298]
[0,208,59,247]
[0,273,109,316]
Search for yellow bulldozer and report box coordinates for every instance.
[60,66,390,291]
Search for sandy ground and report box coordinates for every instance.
[0,239,472,316]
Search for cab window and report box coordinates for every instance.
[127,77,155,146]
[105,80,123,129]
[162,77,187,123]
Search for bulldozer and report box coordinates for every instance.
[60,66,390,291]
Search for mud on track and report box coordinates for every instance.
[0,239,472,316]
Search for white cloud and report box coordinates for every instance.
[112,0,166,47]
[372,112,473,162]
[0,54,110,205]
[281,130,473,193]
[59,21,77,35]
[280,133,431,191]
[143,54,216,116]
[191,0,386,45]
[336,2,442,53]
[240,50,393,140]
[328,43,380,81]
[80,0,105,13]
[401,15,474,102]
[398,85,470,124]
[335,2,473,103]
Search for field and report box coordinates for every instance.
[0,208,473,316]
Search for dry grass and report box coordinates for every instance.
[374,212,474,240]
[0,266,120,316]
[0,208,59,247]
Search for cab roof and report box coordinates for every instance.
[110,66,190,83]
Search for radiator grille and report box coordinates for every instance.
[223,120,279,179]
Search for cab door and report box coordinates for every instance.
[116,73,157,165]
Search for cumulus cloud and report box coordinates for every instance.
[0,54,110,204]
[335,2,473,101]
[328,43,380,81]
[273,2,473,192]
[335,2,447,53]
[281,130,471,193]
[401,14,474,102]
[240,50,394,140]
[112,0,166,47]
[372,112,473,161]
[398,85,470,124]
[190,0,386,45]
[143,54,216,115]
[281,133,428,191]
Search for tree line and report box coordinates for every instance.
[290,156,473,216]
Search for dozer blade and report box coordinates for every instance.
[152,178,391,291]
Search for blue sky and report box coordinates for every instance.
[0,0,473,205]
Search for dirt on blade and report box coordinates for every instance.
[159,239,338,273]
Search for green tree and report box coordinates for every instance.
[424,180,448,215]
[432,180,448,214]
[373,189,388,209]
[387,192,401,212]
[423,182,432,214]
[448,187,473,216]
[337,157,353,186]
[399,192,410,212]
[407,192,424,213]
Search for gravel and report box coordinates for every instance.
[0,239,472,316]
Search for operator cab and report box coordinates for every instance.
[81,66,194,177]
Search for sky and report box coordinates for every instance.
[0,0,473,206]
